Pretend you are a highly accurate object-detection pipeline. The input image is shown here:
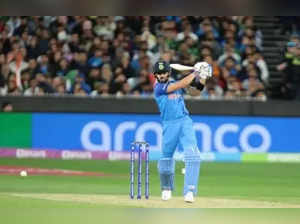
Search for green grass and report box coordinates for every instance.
[1,158,300,203]
[1,158,300,223]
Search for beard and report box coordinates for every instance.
[156,74,169,83]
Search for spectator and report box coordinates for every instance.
[200,31,222,59]
[254,90,267,101]
[93,16,116,40]
[27,58,39,77]
[1,101,13,112]
[86,68,101,88]
[117,81,132,96]
[91,81,110,96]
[110,67,127,94]
[218,43,241,65]
[27,36,41,59]
[243,52,269,84]
[37,29,50,54]
[140,26,157,50]
[176,20,198,42]
[8,51,28,75]
[0,74,6,95]
[201,78,223,99]
[100,63,113,83]
[68,33,80,53]
[72,73,91,94]
[70,51,89,75]
[239,16,263,51]
[277,39,300,100]
[119,53,136,78]
[196,17,219,40]
[88,49,103,68]
[223,57,241,77]
[73,83,87,96]
[35,73,55,93]
[24,78,40,96]
[131,69,153,95]
[37,54,50,75]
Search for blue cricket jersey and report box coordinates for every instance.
[154,80,189,121]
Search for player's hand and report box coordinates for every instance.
[194,62,212,79]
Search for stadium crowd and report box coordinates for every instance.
[276,17,300,100]
[0,16,268,100]
[276,34,300,100]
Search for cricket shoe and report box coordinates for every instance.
[184,191,194,203]
[161,190,172,201]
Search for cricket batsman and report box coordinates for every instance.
[153,60,212,203]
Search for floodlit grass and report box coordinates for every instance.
[1,158,300,223]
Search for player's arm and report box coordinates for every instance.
[185,77,206,96]
[166,72,197,93]
[167,61,211,93]
[185,86,201,96]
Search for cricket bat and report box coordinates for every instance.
[170,64,195,71]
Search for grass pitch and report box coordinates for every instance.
[0,158,300,223]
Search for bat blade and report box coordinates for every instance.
[170,64,194,71]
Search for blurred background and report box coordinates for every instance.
[1,16,300,100]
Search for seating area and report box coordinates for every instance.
[0,16,269,100]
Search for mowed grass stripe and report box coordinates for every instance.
[6,193,300,208]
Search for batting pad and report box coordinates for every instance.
[183,148,201,195]
[158,158,175,190]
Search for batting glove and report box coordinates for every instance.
[194,62,213,79]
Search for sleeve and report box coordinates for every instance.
[154,82,169,96]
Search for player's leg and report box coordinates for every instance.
[179,116,201,202]
[158,121,180,200]
[158,157,175,200]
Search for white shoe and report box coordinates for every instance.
[184,191,194,203]
[161,190,172,201]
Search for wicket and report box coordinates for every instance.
[130,141,150,200]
